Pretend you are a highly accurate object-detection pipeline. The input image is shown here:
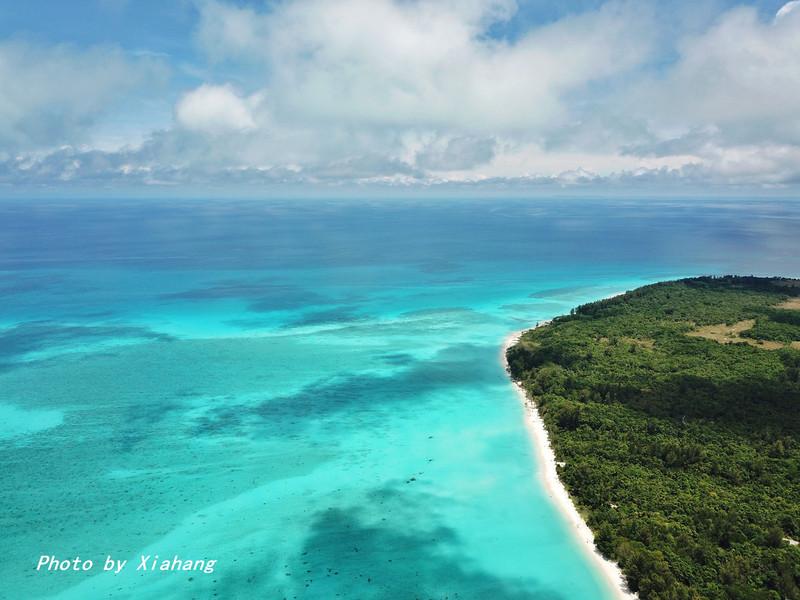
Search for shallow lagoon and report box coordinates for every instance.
[2,198,800,599]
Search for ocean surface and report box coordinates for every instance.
[2,198,800,600]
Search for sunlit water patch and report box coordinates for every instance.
[0,403,64,440]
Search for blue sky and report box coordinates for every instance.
[1,0,799,196]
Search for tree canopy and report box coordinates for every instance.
[507,276,800,600]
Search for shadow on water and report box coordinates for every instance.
[0,321,173,371]
[282,306,367,328]
[160,278,333,312]
[210,502,565,600]
[189,343,501,439]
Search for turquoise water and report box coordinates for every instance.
[2,198,800,599]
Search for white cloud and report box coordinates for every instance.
[776,1,800,20]
[414,136,496,171]
[148,0,661,184]
[3,0,800,191]
[195,0,654,134]
[593,2,800,186]
[195,0,265,61]
[0,40,164,151]
[176,84,259,134]
[628,5,800,144]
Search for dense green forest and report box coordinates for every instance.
[506,277,800,600]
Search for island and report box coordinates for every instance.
[506,276,800,600]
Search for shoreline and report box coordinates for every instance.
[502,324,636,600]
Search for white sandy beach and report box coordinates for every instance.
[502,325,637,600]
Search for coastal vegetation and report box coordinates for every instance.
[507,277,800,600]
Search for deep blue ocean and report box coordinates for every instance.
[2,198,799,599]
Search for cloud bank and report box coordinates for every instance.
[1,0,799,193]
